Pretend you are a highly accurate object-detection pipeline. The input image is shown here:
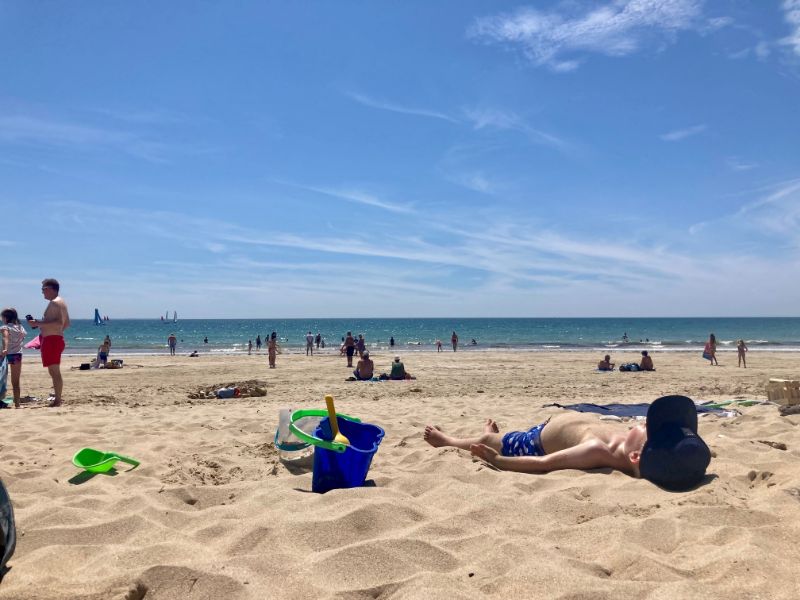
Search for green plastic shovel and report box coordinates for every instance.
[72,448,140,473]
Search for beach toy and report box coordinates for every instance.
[72,448,140,473]
[216,386,240,399]
[289,401,385,493]
[325,395,350,446]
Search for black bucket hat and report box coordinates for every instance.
[640,395,711,491]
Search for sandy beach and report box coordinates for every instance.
[2,349,800,599]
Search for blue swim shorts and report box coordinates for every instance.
[501,422,547,457]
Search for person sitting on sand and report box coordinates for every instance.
[353,351,374,381]
[640,350,654,371]
[381,355,415,380]
[597,355,614,371]
[423,395,711,491]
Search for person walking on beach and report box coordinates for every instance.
[256,335,262,352]
[704,333,718,366]
[167,333,177,356]
[27,278,70,407]
[268,331,278,368]
[1,308,26,408]
[306,331,314,356]
[344,331,356,367]
[737,339,748,368]
[97,338,110,367]
[423,395,711,491]
[451,331,459,352]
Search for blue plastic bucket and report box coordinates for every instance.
[312,417,385,493]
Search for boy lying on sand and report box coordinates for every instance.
[424,395,710,491]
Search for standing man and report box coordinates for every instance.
[256,335,262,352]
[344,331,356,367]
[167,333,177,356]
[315,332,322,349]
[27,278,70,407]
[306,331,314,356]
[451,331,459,352]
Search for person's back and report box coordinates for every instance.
[356,357,374,379]
[390,360,406,380]
[640,354,654,371]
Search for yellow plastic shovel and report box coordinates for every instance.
[325,395,350,446]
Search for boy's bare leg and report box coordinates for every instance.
[424,419,504,453]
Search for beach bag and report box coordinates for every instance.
[620,363,640,372]
[702,352,712,361]
[0,478,15,577]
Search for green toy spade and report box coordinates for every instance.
[72,448,140,473]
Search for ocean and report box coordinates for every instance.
[22,317,800,355]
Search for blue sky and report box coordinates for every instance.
[1,0,799,318]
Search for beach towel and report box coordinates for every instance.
[0,478,15,578]
[0,358,7,401]
[543,402,732,417]
[24,335,42,350]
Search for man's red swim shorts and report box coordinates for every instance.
[41,335,65,367]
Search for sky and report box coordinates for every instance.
[1,0,799,318]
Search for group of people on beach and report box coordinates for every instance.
[1,278,70,408]
[703,334,749,367]
[597,350,654,372]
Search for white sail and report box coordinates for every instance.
[173,311,178,322]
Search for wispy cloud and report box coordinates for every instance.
[782,0,800,56]
[345,91,567,150]
[279,182,415,214]
[344,91,459,124]
[659,123,707,141]
[461,107,568,148]
[0,114,177,163]
[726,157,758,171]
[469,0,706,71]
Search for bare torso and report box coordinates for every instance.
[539,413,629,454]
[40,297,70,337]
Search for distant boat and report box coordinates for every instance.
[173,311,178,323]
[93,308,104,326]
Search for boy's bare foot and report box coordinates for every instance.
[423,425,449,447]
[484,419,499,433]
[48,398,62,407]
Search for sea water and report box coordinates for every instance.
[35,317,800,355]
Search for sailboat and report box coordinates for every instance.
[173,311,178,323]
[94,308,104,326]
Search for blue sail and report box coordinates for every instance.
[94,308,103,326]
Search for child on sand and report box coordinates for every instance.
[1,308,26,408]
[423,395,710,491]
[597,355,614,371]
[737,339,748,368]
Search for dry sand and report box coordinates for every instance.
[2,349,800,599]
